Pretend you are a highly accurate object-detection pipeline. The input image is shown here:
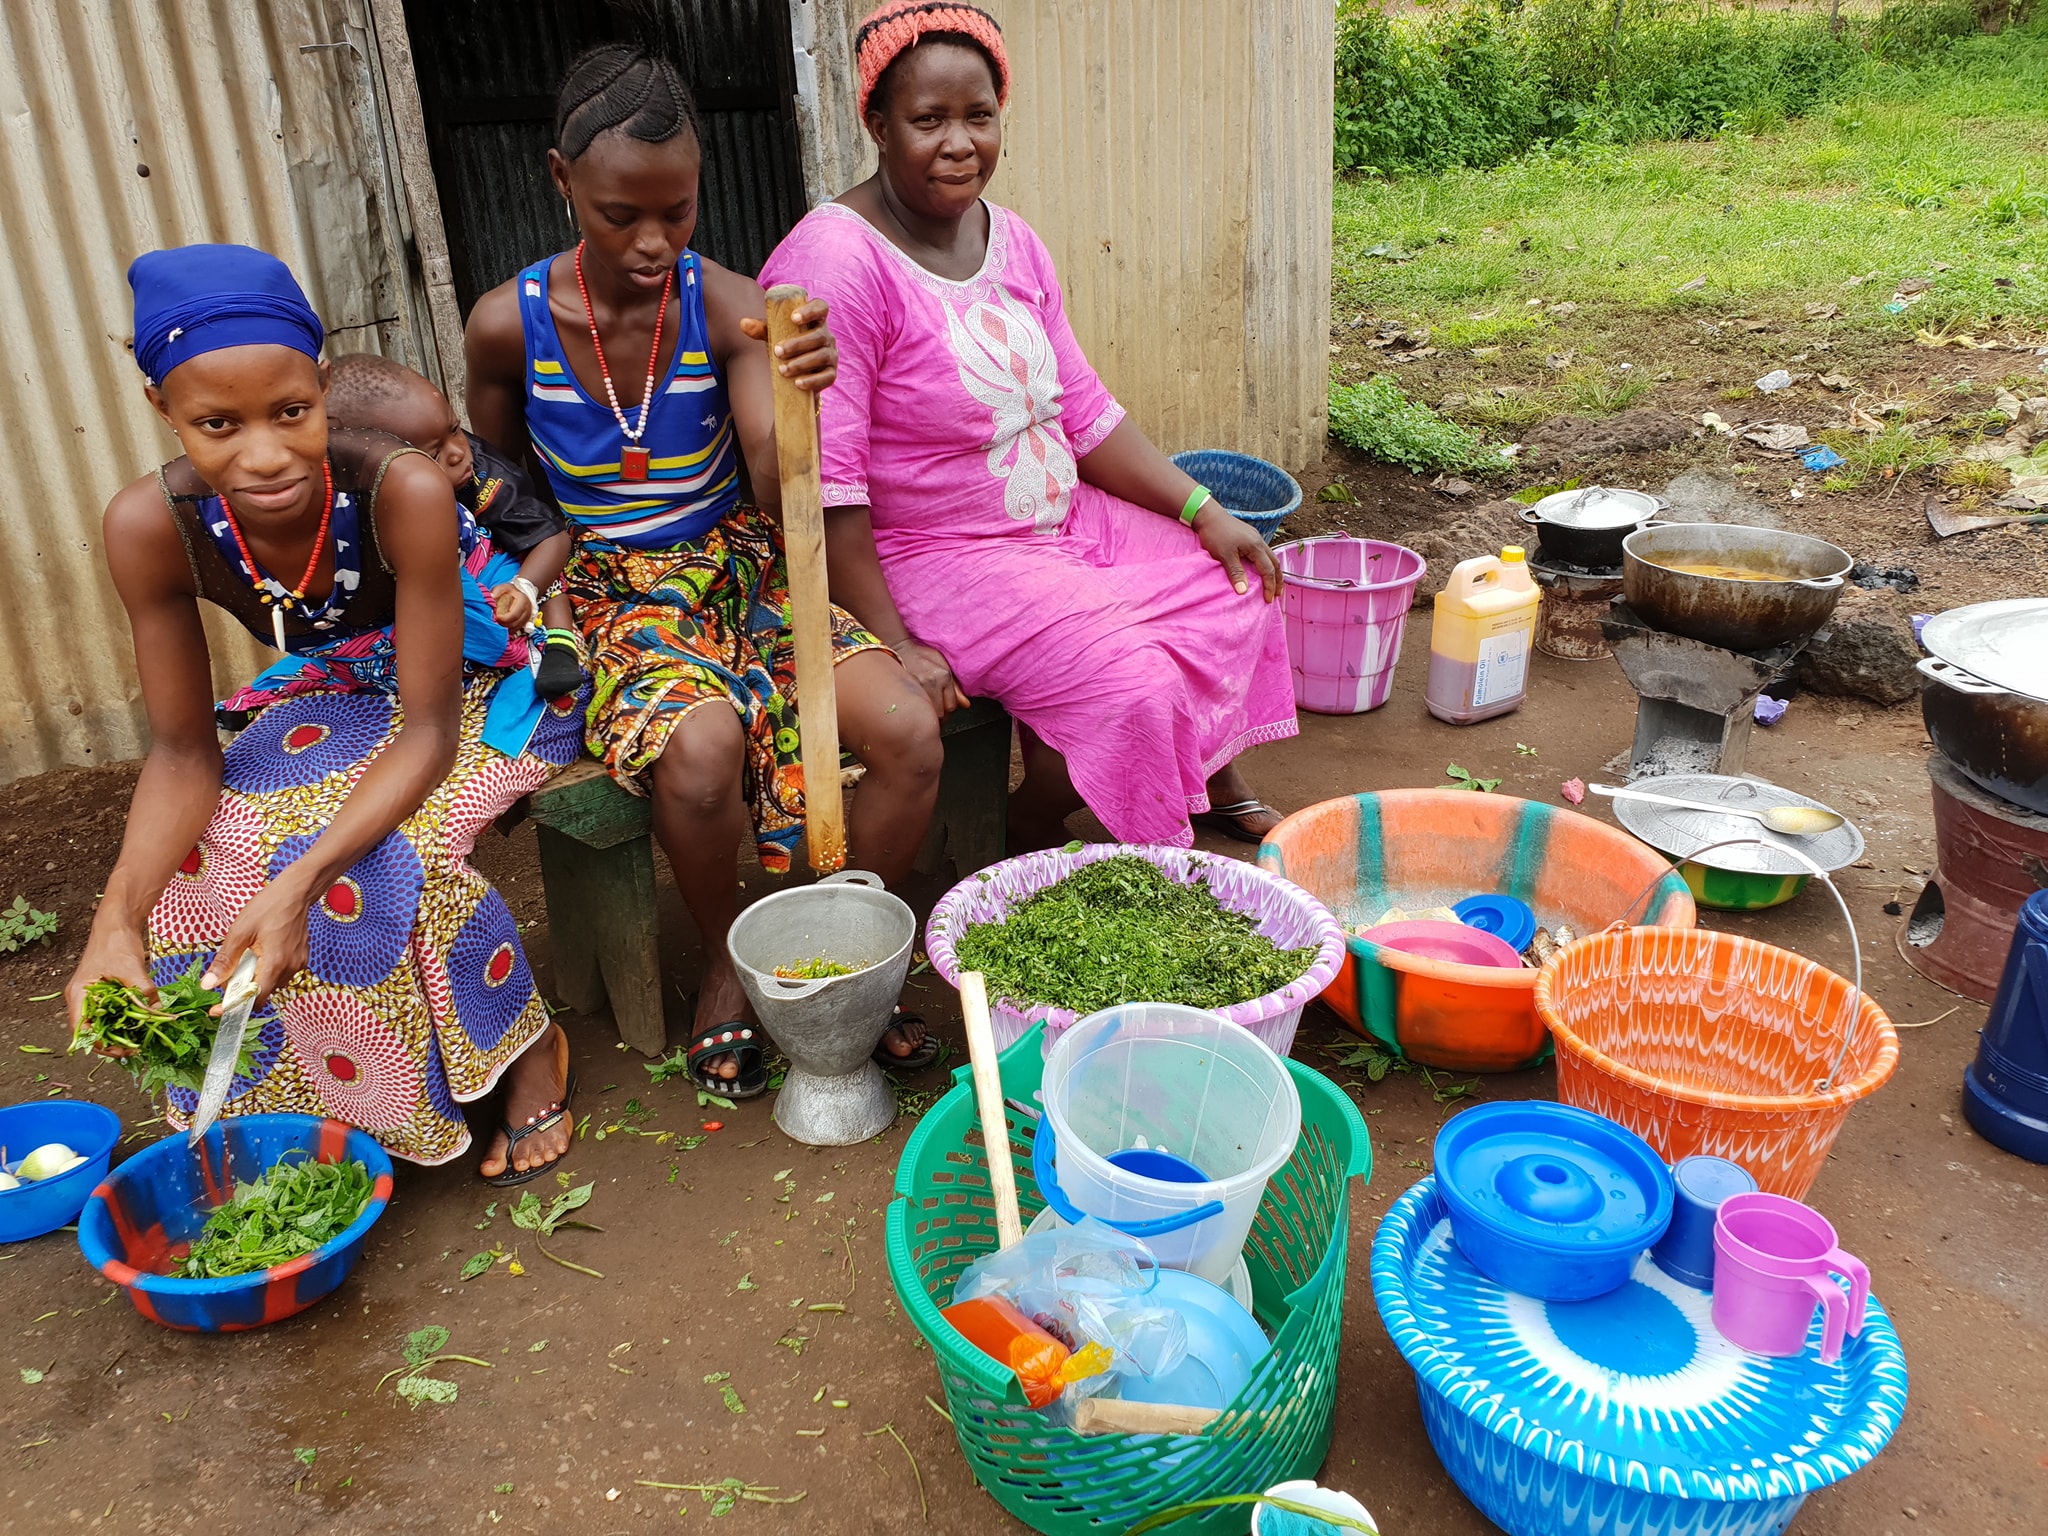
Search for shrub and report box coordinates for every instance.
[1329,374,1491,472]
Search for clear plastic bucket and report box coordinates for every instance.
[1037,1003,1302,1284]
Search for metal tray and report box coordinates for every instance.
[1921,597,2048,703]
[1613,773,1864,876]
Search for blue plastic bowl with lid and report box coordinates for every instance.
[1433,1101,1673,1301]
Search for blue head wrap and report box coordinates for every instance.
[127,244,325,386]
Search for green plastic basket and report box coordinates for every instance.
[885,1025,1371,1536]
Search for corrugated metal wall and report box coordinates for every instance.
[0,0,435,785]
[792,0,1333,469]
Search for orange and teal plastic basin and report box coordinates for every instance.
[1257,791,1696,1072]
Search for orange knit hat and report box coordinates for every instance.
[855,1,1010,121]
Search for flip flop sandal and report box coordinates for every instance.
[1191,799,1283,845]
[872,1007,941,1073]
[687,1024,769,1100]
[484,1069,578,1188]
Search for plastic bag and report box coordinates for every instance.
[951,1217,1189,1386]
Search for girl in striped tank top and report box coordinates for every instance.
[466,45,943,1096]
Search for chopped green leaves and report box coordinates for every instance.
[172,1155,371,1279]
[952,855,1318,1016]
[72,963,256,1096]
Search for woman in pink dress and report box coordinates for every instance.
[761,1,1297,851]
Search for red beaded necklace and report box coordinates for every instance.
[219,456,335,652]
[573,239,672,483]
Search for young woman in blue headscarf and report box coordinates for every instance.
[64,244,586,1184]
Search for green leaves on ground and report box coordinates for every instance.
[1325,1039,1479,1104]
[511,1182,605,1279]
[71,962,257,1096]
[703,1372,747,1415]
[953,854,1319,1016]
[1329,374,1491,473]
[1443,763,1502,793]
[373,1324,492,1409]
[646,1047,691,1085]
[173,1155,372,1279]
[0,896,57,954]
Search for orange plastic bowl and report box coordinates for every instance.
[1257,792,1694,1071]
[1534,926,1898,1198]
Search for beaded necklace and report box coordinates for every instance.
[573,239,671,483]
[213,458,337,652]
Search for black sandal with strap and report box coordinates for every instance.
[687,1024,769,1100]
[484,1070,578,1188]
[871,1007,941,1073]
[1191,798,1283,845]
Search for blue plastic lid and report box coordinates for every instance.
[1672,1154,1756,1207]
[1453,894,1536,953]
[1434,1101,1673,1268]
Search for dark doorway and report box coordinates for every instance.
[402,1,809,314]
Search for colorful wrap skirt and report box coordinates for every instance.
[150,672,589,1165]
[565,502,884,874]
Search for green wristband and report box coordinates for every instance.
[1180,486,1213,526]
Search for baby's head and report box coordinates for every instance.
[326,352,472,490]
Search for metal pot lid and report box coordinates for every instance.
[1920,598,2048,703]
[1526,485,1662,530]
[1611,774,1864,876]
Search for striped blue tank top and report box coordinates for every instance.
[515,251,741,549]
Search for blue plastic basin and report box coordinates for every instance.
[1433,1101,1673,1301]
[77,1113,392,1332]
[0,1099,123,1242]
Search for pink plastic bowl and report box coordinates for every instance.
[1362,920,1525,969]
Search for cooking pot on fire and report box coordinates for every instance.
[1621,523,1851,651]
[1919,598,2048,816]
[1517,486,1666,569]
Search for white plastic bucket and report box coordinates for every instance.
[1036,1003,1302,1285]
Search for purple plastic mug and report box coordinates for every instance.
[1712,1192,1869,1364]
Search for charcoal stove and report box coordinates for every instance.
[1899,754,2048,1002]
[1599,599,1811,779]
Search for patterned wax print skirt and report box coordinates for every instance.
[149,672,588,1165]
[565,502,884,874]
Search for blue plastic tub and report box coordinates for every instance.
[1171,450,1303,544]
[77,1113,392,1332]
[1433,1101,1672,1301]
[0,1099,123,1242]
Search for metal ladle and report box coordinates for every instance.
[1589,783,1846,837]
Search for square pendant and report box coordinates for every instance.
[620,444,651,482]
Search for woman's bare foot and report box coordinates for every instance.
[478,1022,573,1181]
[691,955,757,1081]
[876,1007,928,1060]
[1195,762,1282,842]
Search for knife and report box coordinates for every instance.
[188,952,259,1145]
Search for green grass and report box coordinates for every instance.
[1333,15,2048,336]
[1329,374,1495,472]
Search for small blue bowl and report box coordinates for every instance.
[0,1099,123,1242]
[1171,450,1303,544]
[77,1113,393,1332]
[1433,1102,1673,1301]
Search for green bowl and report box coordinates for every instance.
[1679,860,1809,911]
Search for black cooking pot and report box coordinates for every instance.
[1920,658,2048,815]
[1621,523,1851,651]
[1517,487,1664,569]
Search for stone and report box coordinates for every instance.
[1794,586,1924,707]
[1519,410,1692,466]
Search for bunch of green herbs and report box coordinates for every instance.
[71,961,256,1096]
[172,1154,373,1279]
[953,855,1317,1016]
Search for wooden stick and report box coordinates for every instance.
[1071,1399,1223,1437]
[959,971,1023,1250]
[763,284,845,873]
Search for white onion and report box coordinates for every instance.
[0,1171,19,1192]
[15,1143,86,1181]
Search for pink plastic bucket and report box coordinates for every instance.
[1275,536,1426,714]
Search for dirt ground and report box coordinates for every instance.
[3,380,2047,1533]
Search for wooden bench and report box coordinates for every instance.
[523,697,1011,1055]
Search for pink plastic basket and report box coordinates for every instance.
[1275,536,1426,714]
[924,844,1345,1055]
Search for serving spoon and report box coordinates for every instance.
[1589,783,1846,837]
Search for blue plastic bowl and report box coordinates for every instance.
[0,1099,123,1242]
[1433,1101,1673,1301]
[77,1113,392,1332]
[1171,450,1303,544]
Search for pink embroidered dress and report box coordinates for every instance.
[762,202,1296,846]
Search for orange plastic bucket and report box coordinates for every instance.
[1534,927,1899,1198]
[1257,792,1694,1071]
